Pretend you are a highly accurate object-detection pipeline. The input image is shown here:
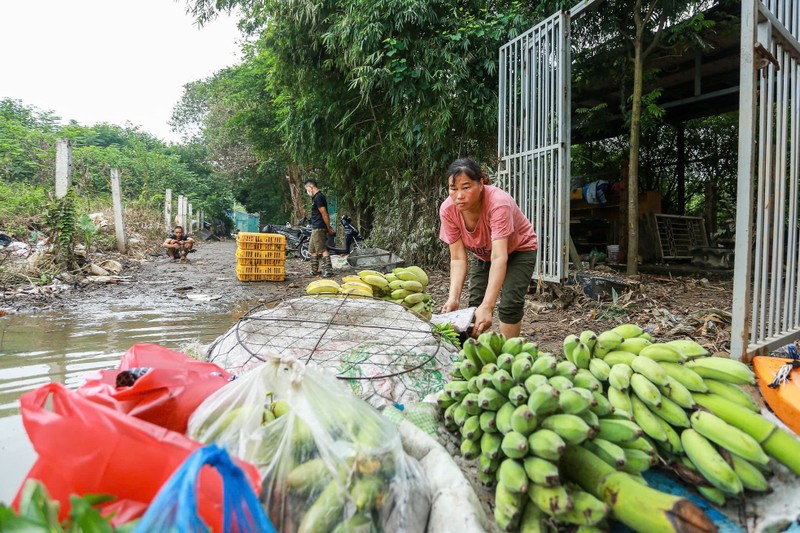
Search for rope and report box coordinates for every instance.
[769,344,800,389]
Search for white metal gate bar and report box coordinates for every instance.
[498,11,570,282]
[731,0,800,360]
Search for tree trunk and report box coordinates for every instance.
[286,163,306,224]
[627,38,644,275]
[704,178,715,238]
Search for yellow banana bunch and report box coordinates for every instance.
[306,279,341,294]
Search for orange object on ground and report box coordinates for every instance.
[753,355,800,436]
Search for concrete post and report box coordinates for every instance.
[110,169,127,254]
[181,196,189,230]
[177,195,185,229]
[188,203,193,233]
[165,188,173,232]
[55,139,73,198]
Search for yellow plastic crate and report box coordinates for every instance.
[236,232,286,247]
[236,272,286,282]
[235,248,286,261]
[236,262,285,281]
[236,240,286,251]
[237,258,286,267]
[236,264,286,277]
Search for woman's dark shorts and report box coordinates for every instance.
[468,250,537,324]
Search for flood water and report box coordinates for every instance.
[0,301,258,504]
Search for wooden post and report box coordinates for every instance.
[568,235,583,271]
[55,139,73,198]
[165,189,173,232]
[188,203,193,233]
[110,169,127,254]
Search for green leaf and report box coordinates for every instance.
[77,214,98,235]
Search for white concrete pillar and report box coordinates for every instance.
[55,139,73,198]
[188,203,193,233]
[110,169,127,254]
[165,189,173,232]
[177,195,185,229]
[181,196,189,230]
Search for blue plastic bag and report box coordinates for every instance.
[134,444,276,533]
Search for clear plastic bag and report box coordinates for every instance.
[187,357,431,533]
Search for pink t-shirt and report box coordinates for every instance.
[439,185,538,262]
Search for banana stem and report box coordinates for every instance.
[560,446,715,533]
[693,393,800,475]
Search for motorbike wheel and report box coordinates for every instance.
[300,241,311,261]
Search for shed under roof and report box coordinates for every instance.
[571,1,741,142]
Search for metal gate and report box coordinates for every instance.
[498,11,571,282]
[731,0,800,360]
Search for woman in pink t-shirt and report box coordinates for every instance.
[439,158,538,338]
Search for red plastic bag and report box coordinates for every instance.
[13,382,261,530]
[77,343,232,433]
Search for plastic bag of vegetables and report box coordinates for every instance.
[187,356,431,533]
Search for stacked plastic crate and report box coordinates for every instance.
[235,232,286,281]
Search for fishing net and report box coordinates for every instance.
[205,295,458,408]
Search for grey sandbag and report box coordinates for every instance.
[397,419,489,533]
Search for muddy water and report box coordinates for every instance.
[0,301,258,504]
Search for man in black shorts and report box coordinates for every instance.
[163,225,195,262]
[304,179,335,277]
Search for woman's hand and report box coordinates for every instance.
[472,304,493,336]
[441,298,460,314]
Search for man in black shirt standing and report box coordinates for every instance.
[304,179,335,277]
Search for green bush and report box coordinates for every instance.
[0,179,48,238]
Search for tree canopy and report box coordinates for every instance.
[178,0,571,263]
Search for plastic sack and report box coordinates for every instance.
[13,382,261,531]
[77,343,232,433]
[135,444,276,533]
[187,357,431,533]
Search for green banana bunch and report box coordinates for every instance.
[681,428,742,495]
[438,326,787,531]
[558,485,610,526]
[702,378,759,412]
[297,479,346,533]
[611,323,644,339]
[686,356,756,385]
[689,410,768,466]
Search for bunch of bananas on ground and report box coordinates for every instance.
[437,331,692,532]
[305,266,436,320]
[561,323,800,507]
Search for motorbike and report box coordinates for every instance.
[298,215,364,261]
[262,218,307,254]
[263,215,364,261]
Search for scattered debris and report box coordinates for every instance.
[186,294,222,302]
